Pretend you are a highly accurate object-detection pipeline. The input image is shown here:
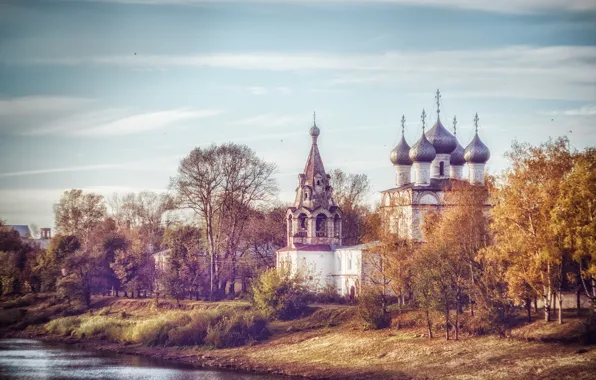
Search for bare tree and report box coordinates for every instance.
[330,169,371,245]
[54,189,106,246]
[170,143,277,299]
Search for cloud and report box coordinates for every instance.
[236,113,301,128]
[20,46,596,101]
[0,164,123,178]
[248,86,269,96]
[544,104,596,116]
[9,107,223,136]
[64,0,596,14]
[0,96,94,116]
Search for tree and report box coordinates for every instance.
[108,191,177,250]
[34,234,80,292]
[54,189,106,245]
[171,143,277,299]
[552,148,596,310]
[330,169,371,245]
[490,138,573,323]
[162,225,206,303]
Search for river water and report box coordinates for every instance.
[0,339,284,380]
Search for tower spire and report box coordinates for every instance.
[453,115,457,135]
[401,114,406,136]
[435,89,441,116]
[313,111,316,126]
[473,112,479,134]
[421,109,427,132]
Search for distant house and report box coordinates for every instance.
[4,225,52,250]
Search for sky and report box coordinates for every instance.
[0,0,595,229]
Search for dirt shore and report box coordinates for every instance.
[2,297,596,379]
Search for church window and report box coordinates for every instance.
[316,214,327,237]
[440,161,445,176]
[348,256,352,270]
[304,192,308,200]
[298,214,307,230]
[317,180,320,185]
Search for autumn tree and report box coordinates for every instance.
[551,148,596,312]
[162,225,206,303]
[170,143,277,299]
[490,138,573,323]
[54,189,106,246]
[330,169,371,245]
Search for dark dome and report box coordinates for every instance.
[450,139,466,165]
[464,133,490,164]
[425,117,457,154]
[409,132,437,163]
[390,135,412,165]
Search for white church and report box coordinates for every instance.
[276,90,490,298]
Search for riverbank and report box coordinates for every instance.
[2,295,596,379]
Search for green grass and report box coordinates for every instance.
[44,308,269,349]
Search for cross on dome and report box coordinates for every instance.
[453,115,458,135]
[435,89,441,115]
[313,111,316,126]
[401,114,406,136]
[474,113,479,133]
[421,109,427,132]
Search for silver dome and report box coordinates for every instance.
[426,117,457,154]
[450,139,466,165]
[310,124,320,137]
[390,135,412,166]
[464,133,490,164]
[409,132,437,163]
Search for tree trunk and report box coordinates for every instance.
[445,301,450,340]
[455,295,460,341]
[534,296,538,314]
[577,287,582,317]
[558,290,563,325]
[425,309,433,339]
[526,298,532,323]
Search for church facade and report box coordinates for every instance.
[276,91,490,297]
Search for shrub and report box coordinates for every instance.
[0,309,25,327]
[2,293,37,309]
[204,310,269,348]
[45,316,81,336]
[309,283,346,304]
[250,266,310,320]
[74,317,128,340]
[130,312,191,346]
[358,287,390,330]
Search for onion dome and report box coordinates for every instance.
[426,117,457,154]
[450,140,466,165]
[464,134,490,163]
[464,113,490,164]
[409,132,436,163]
[310,124,320,138]
[390,135,412,165]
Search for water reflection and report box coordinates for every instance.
[0,339,282,380]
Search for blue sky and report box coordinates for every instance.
[1,0,595,229]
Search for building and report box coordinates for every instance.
[276,90,491,297]
[3,225,52,249]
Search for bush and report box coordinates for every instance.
[0,309,25,327]
[204,310,269,348]
[45,316,81,336]
[358,288,390,330]
[250,267,310,320]
[74,317,128,340]
[309,283,346,304]
[2,293,37,309]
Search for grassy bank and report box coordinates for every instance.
[1,295,595,379]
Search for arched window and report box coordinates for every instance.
[439,161,445,176]
[333,214,341,238]
[316,214,327,237]
[298,213,307,229]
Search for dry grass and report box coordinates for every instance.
[2,295,595,379]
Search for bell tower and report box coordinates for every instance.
[286,113,342,247]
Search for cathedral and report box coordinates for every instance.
[276,90,490,297]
